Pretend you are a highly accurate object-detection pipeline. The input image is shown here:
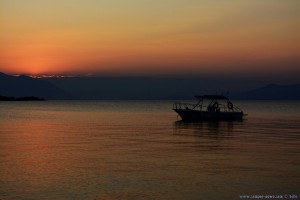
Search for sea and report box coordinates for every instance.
[0,100,299,200]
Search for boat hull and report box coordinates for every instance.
[174,109,244,121]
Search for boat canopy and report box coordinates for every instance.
[194,95,228,100]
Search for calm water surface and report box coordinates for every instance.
[0,100,299,200]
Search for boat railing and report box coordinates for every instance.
[173,102,200,110]
[173,102,243,113]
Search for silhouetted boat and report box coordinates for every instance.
[173,95,245,121]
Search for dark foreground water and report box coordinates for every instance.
[0,100,299,200]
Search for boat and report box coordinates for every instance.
[173,95,245,121]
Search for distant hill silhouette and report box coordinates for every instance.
[0,95,15,101]
[233,84,300,100]
[0,95,45,101]
[1,72,299,100]
[0,72,70,99]
[44,76,300,100]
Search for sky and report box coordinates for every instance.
[0,0,299,78]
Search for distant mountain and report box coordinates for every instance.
[233,84,300,100]
[45,76,300,100]
[1,72,299,100]
[0,72,71,99]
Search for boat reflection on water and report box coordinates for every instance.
[173,120,244,139]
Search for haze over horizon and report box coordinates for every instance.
[1,0,299,80]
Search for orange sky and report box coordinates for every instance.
[1,0,299,76]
